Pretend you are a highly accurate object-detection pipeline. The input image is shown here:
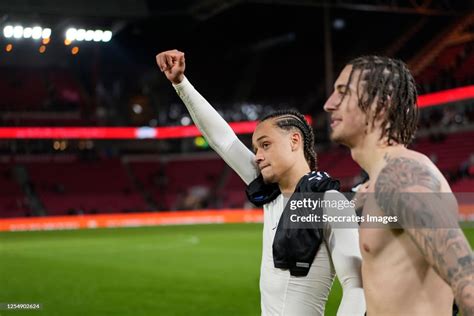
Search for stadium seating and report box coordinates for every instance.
[0,163,30,217]
[220,172,247,208]
[417,44,466,85]
[40,192,147,216]
[46,70,85,109]
[411,131,474,173]
[451,178,474,192]
[309,131,474,191]
[130,158,228,209]
[0,68,47,110]
[0,67,89,126]
[416,40,474,92]
[1,128,472,218]
[321,149,360,179]
[454,49,474,81]
[26,159,148,215]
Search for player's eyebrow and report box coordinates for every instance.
[252,135,269,153]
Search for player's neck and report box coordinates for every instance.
[350,134,402,177]
[279,162,310,195]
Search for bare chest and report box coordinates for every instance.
[358,193,402,258]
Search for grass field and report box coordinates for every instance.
[1,224,473,315]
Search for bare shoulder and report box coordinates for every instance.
[373,151,474,316]
[375,148,450,193]
[374,148,458,228]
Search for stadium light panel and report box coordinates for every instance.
[64,27,111,43]
[132,104,143,114]
[181,116,191,126]
[85,30,94,41]
[32,27,42,39]
[66,28,77,41]
[333,18,346,30]
[41,28,51,39]
[102,30,112,42]
[13,26,23,39]
[93,30,103,42]
[76,29,86,41]
[23,27,32,38]
[3,25,14,38]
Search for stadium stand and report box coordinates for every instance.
[0,163,29,217]
[451,178,474,192]
[0,125,472,217]
[0,4,472,218]
[25,158,148,215]
[0,67,91,126]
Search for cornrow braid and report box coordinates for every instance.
[345,55,419,146]
[259,109,317,171]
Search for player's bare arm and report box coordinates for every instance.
[374,154,474,315]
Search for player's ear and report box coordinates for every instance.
[290,132,302,151]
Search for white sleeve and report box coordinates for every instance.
[173,77,259,185]
[323,190,366,316]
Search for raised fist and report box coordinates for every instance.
[156,49,185,84]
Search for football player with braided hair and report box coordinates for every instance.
[156,49,366,315]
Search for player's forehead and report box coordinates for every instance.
[252,120,277,143]
[334,65,358,90]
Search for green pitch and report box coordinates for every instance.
[1,224,473,316]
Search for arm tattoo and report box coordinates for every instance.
[375,155,474,315]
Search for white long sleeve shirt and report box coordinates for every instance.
[173,77,365,316]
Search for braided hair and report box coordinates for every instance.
[259,109,317,171]
[344,56,419,146]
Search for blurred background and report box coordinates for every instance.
[0,0,473,217]
[0,1,473,315]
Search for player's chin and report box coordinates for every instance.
[329,131,345,145]
[261,171,277,184]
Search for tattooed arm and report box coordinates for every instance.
[375,155,474,315]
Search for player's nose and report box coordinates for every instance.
[323,91,338,112]
[254,148,265,164]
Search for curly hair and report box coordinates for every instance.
[345,55,419,146]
